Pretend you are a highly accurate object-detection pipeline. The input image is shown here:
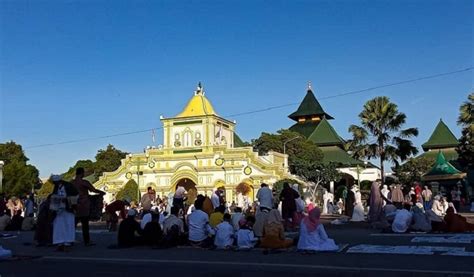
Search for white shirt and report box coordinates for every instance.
[140,213,152,229]
[231,213,244,231]
[188,210,214,242]
[163,214,184,235]
[214,221,234,249]
[211,192,220,209]
[392,209,413,233]
[237,228,258,249]
[256,187,273,209]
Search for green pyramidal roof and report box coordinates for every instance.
[307,117,344,147]
[423,151,461,177]
[422,119,458,151]
[233,133,245,147]
[289,89,334,121]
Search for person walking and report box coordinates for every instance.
[72,167,105,246]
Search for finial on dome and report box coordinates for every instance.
[307,81,312,91]
[195,82,204,95]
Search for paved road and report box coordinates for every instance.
[1,222,474,277]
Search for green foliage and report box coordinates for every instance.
[456,93,474,170]
[0,141,40,196]
[292,160,341,187]
[252,129,323,173]
[94,144,128,177]
[360,180,372,190]
[37,180,54,200]
[272,179,304,196]
[62,159,96,181]
[346,96,418,185]
[116,179,139,203]
[393,157,434,185]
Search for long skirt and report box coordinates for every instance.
[53,211,75,245]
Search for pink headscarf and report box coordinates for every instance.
[303,207,321,233]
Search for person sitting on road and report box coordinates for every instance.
[142,212,163,248]
[117,209,143,248]
[444,207,474,233]
[253,208,269,238]
[209,205,225,228]
[214,213,235,249]
[259,209,293,249]
[187,196,215,248]
[392,204,413,233]
[162,206,186,248]
[297,207,338,252]
[231,207,244,231]
[411,203,432,232]
[237,216,258,250]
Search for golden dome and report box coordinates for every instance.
[176,83,217,118]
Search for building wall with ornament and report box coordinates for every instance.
[94,84,290,203]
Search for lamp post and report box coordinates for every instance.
[283,136,301,155]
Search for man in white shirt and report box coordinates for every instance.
[162,206,185,247]
[211,189,222,210]
[214,213,234,249]
[187,196,215,248]
[256,183,273,212]
[231,207,244,231]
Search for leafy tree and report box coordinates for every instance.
[94,144,128,177]
[37,180,54,200]
[346,96,418,186]
[252,129,323,172]
[292,160,341,200]
[393,157,434,185]
[116,179,139,203]
[456,93,474,170]
[62,159,96,181]
[0,141,40,196]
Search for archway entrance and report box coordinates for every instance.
[175,178,197,205]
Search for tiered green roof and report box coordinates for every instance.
[233,133,245,147]
[288,89,333,121]
[307,118,344,147]
[422,151,465,181]
[288,85,369,168]
[421,119,458,151]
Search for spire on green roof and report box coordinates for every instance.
[288,88,333,121]
[307,117,344,147]
[423,151,461,177]
[422,119,458,151]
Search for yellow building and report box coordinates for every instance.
[94,83,289,203]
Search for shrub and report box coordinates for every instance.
[116,179,139,203]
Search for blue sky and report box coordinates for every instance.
[1,0,472,177]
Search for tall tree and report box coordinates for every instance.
[0,141,40,196]
[393,157,434,185]
[456,93,474,169]
[346,96,418,185]
[94,144,128,177]
[252,129,323,171]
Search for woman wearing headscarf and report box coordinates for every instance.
[34,195,54,246]
[259,209,293,249]
[381,185,390,207]
[345,186,355,217]
[368,181,388,223]
[390,184,404,208]
[50,175,79,251]
[444,207,474,233]
[297,207,338,252]
[351,186,365,222]
[411,203,432,232]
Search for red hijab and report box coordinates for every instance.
[303,207,321,232]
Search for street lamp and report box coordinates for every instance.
[283,136,301,155]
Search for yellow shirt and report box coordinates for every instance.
[209,212,224,228]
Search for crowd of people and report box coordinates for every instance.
[1,171,473,254]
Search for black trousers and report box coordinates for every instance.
[75,216,90,244]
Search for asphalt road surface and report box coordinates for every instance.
[1,221,474,277]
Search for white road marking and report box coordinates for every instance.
[346,244,474,256]
[42,256,474,275]
[412,235,474,244]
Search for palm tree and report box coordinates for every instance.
[346,96,419,185]
[457,92,473,127]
